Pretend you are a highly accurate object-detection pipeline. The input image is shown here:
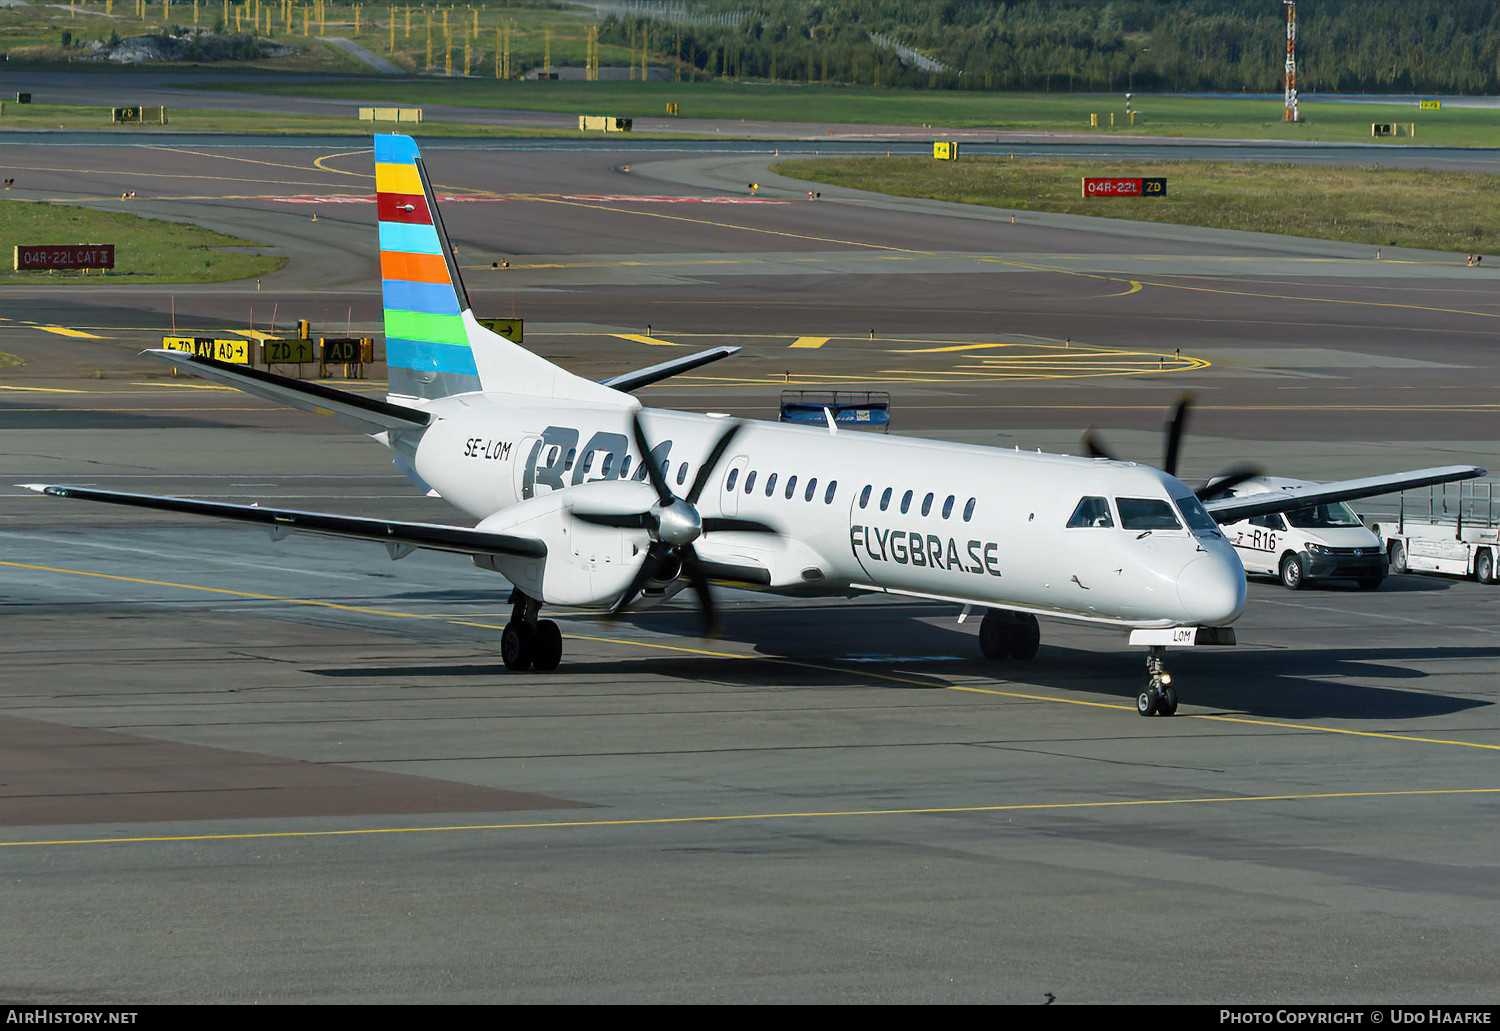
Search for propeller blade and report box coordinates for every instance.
[701,516,777,535]
[686,421,743,504]
[630,411,675,507]
[680,545,719,636]
[1162,395,1194,478]
[1081,428,1117,461]
[1196,462,1267,501]
[572,510,654,530]
[610,541,672,616]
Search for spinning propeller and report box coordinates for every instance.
[571,413,776,632]
[1083,395,1264,500]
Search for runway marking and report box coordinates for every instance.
[988,258,1500,321]
[0,166,348,188]
[513,193,923,253]
[6,563,1497,753]
[0,561,447,621]
[33,325,102,339]
[612,333,687,347]
[312,150,374,177]
[140,145,338,177]
[596,332,1208,381]
[4,788,1496,849]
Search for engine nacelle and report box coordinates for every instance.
[472,480,659,608]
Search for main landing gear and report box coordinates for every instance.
[979,609,1040,661]
[1137,645,1178,717]
[501,588,563,672]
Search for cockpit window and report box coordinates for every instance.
[1066,496,1114,528]
[1285,502,1362,529]
[1116,498,1183,530]
[1172,493,1221,534]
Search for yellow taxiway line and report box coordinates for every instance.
[4,788,1495,850]
[4,559,1496,754]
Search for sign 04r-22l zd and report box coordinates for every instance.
[1081,177,1167,198]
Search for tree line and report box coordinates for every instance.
[597,0,1500,94]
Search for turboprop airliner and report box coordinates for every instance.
[25,135,1485,717]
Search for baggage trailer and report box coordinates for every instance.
[1370,480,1500,584]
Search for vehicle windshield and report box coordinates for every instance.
[1284,502,1362,529]
[1172,494,1221,534]
[1116,497,1183,531]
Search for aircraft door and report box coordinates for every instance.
[517,426,580,501]
[719,455,748,517]
[848,483,879,581]
[514,435,542,501]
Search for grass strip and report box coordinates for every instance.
[0,198,284,284]
[772,156,1500,254]
[185,81,1500,148]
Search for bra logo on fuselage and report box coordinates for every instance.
[516,425,662,498]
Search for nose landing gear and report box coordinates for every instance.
[1137,645,1178,716]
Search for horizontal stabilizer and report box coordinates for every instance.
[144,350,430,434]
[23,484,545,560]
[1202,466,1486,523]
[600,346,740,393]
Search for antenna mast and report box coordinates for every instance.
[1283,1,1299,122]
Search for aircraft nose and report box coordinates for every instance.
[1177,551,1246,625]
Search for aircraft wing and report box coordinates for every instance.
[143,350,431,435]
[1201,465,1486,523]
[599,346,740,393]
[22,485,545,560]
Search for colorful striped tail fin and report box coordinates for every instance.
[375,134,479,401]
[374,134,624,406]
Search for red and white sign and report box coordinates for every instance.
[14,245,116,270]
[1083,177,1143,197]
[1081,177,1167,199]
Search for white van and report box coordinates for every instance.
[1217,477,1387,590]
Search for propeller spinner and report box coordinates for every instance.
[571,413,776,632]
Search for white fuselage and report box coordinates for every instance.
[397,393,1246,629]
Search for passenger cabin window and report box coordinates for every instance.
[942,495,955,519]
[744,470,757,493]
[1116,498,1183,531]
[859,485,871,509]
[880,488,893,511]
[726,468,739,491]
[900,490,913,515]
[677,463,690,486]
[824,481,837,504]
[805,477,818,502]
[963,498,976,522]
[1067,496,1114,528]
[921,493,934,517]
[785,474,798,499]
[765,473,778,497]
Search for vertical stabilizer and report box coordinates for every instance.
[374,134,629,408]
[376,134,478,401]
